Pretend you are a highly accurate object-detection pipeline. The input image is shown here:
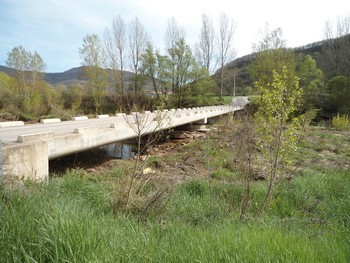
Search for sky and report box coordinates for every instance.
[0,0,349,73]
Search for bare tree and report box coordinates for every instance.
[129,17,148,96]
[104,16,127,96]
[322,15,350,78]
[195,14,215,74]
[114,16,127,96]
[104,27,119,94]
[117,109,173,213]
[217,13,236,100]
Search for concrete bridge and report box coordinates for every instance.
[0,99,248,181]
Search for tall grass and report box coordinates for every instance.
[1,168,349,262]
[1,126,349,262]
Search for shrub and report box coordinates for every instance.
[332,113,349,130]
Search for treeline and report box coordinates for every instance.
[0,14,237,120]
[218,18,350,119]
[1,15,349,121]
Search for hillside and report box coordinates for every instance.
[213,34,350,94]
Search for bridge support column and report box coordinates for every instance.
[193,118,207,125]
[2,141,49,181]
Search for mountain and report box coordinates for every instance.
[0,65,89,86]
[44,67,88,85]
[0,65,134,87]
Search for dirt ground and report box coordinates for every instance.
[49,129,212,183]
[49,125,350,185]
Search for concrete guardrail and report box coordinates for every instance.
[0,121,24,128]
[40,118,61,124]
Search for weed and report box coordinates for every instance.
[332,113,349,130]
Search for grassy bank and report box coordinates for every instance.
[1,127,349,262]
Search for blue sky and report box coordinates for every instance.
[0,0,349,72]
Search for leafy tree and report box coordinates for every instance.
[249,26,298,87]
[79,34,108,114]
[0,72,17,112]
[6,46,46,105]
[183,77,217,107]
[328,76,350,114]
[141,42,170,99]
[168,38,206,107]
[297,55,325,110]
[254,66,303,212]
[6,46,30,102]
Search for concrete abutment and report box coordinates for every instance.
[2,141,49,181]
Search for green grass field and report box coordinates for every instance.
[1,127,349,262]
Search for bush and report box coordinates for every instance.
[332,113,349,130]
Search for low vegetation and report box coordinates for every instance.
[1,121,349,262]
[332,113,349,130]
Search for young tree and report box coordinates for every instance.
[129,17,148,96]
[79,33,107,114]
[168,38,206,107]
[6,46,46,104]
[217,13,236,100]
[254,66,303,212]
[141,42,167,99]
[195,14,215,74]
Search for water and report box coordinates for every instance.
[104,143,134,160]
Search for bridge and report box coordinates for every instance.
[0,97,249,181]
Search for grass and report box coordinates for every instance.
[1,127,349,262]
